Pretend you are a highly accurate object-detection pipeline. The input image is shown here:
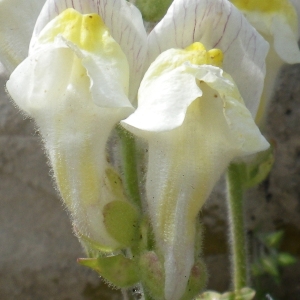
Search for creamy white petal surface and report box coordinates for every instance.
[6,9,134,249]
[230,0,300,123]
[31,0,148,102]
[122,46,269,300]
[147,0,269,117]
[0,0,45,72]
[233,0,300,64]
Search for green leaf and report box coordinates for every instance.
[265,230,284,249]
[103,200,140,247]
[261,256,280,278]
[78,254,139,287]
[277,252,297,266]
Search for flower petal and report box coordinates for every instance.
[35,8,132,108]
[31,0,147,102]
[147,0,269,117]
[122,51,268,300]
[0,0,44,72]
[7,46,132,247]
[123,48,203,132]
[231,0,300,64]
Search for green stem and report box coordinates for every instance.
[226,163,248,290]
[116,125,142,208]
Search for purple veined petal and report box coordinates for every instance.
[31,0,148,102]
[0,0,45,73]
[147,0,269,117]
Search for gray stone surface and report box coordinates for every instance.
[1,60,300,300]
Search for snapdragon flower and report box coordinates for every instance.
[1,0,147,249]
[122,0,269,299]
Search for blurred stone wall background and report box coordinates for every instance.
[0,60,300,300]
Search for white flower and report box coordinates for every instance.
[122,0,269,299]
[1,0,147,249]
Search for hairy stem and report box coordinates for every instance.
[226,163,248,290]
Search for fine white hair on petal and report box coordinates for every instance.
[30,0,148,102]
[147,0,269,117]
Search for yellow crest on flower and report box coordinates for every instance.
[185,42,223,67]
[38,8,116,53]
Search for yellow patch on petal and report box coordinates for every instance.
[148,42,223,79]
[38,8,120,54]
[207,49,223,67]
[184,42,223,67]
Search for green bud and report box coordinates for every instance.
[139,251,165,300]
[135,0,173,22]
[103,200,140,247]
[78,254,139,288]
[277,252,297,266]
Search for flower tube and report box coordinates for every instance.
[4,0,147,250]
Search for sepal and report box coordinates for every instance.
[103,200,140,247]
[78,254,139,288]
[139,251,165,300]
[180,261,207,300]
